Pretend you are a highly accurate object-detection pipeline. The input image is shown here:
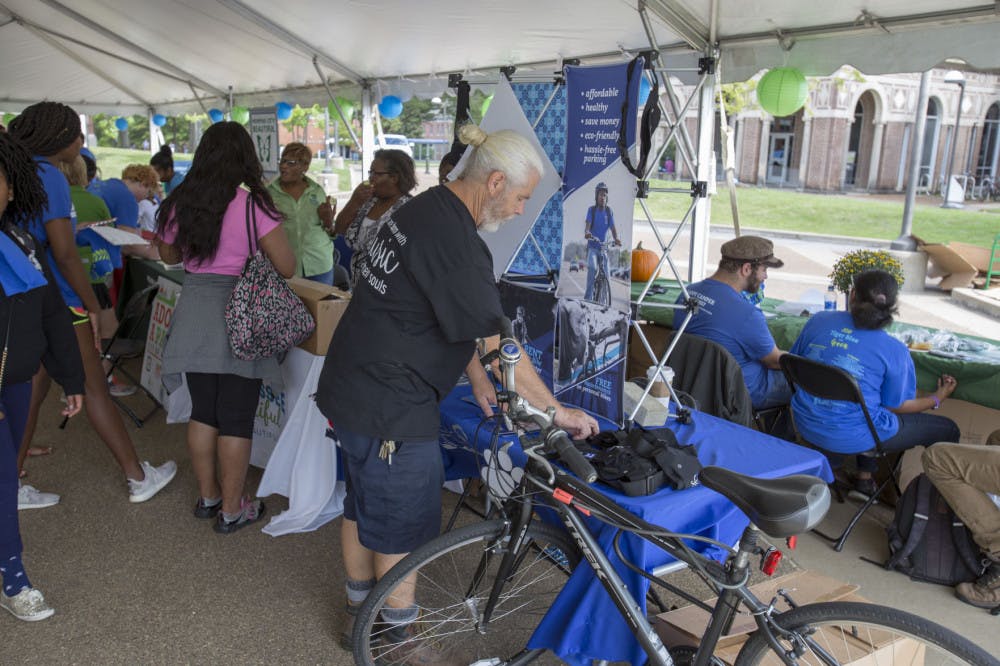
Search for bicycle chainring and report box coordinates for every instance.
[667,645,725,666]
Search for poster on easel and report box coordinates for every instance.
[556,61,642,314]
[553,298,628,424]
[249,107,279,180]
[498,280,557,390]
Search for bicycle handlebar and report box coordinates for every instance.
[547,430,598,483]
[494,317,598,484]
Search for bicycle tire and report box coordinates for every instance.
[594,273,611,308]
[733,600,997,666]
[352,519,581,666]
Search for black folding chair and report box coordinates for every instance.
[103,283,162,428]
[779,353,901,552]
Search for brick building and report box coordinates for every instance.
[674,67,1000,195]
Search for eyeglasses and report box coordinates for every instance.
[368,169,391,177]
[279,159,305,167]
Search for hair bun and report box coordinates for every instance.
[874,293,887,305]
[457,123,487,147]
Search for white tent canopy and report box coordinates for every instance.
[2,0,998,115]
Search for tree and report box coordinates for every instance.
[379,98,429,138]
[283,104,319,142]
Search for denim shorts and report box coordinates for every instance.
[337,425,444,555]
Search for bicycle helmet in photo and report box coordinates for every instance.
[595,181,609,203]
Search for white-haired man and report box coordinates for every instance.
[316,124,599,661]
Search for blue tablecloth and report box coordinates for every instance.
[439,385,833,666]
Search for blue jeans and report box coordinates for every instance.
[305,269,334,286]
[856,411,960,472]
[754,369,793,410]
[584,245,609,301]
[1,382,32,560]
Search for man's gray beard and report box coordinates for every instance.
[479,197,508,233]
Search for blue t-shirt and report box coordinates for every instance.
[789,310,915,453]
[674,278,776,404]
[29,157,81,308]
[585,206,614,250]
[88,178,138,229]
[165,170,184,195]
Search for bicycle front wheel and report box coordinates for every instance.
[353,519,581,666]
[734,601,997,665]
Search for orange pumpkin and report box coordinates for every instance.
[631,241,660,282]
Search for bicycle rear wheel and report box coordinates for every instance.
[594,273,611,308]
[734,601,997,665]
[353,519,581,666]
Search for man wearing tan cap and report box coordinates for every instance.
[673,235,791,409]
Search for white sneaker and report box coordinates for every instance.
[0,587,55,622]
[17,483,60,511]
[127,460,177,503]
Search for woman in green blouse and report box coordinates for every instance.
[267,142,337,284]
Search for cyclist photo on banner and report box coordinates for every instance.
[583,181,621,303]
[556,171,634,312]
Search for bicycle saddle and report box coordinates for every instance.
[699,466,830,538]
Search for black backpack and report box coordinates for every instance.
[885,474,985,586]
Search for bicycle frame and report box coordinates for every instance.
[480,320,799,666]
[475,441,801,666]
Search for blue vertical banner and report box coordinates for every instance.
[553,299,628,425]
[508,83,567,276]
[557,61,641,313]
[499,280,557,390]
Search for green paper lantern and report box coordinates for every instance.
[231,106,250,125]
[330,98,354,123]
[757,68,808,117]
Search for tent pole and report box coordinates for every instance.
[361,84,375,176]
[893,70,930,250]
[688,52,716,282]
[313,56,362,153]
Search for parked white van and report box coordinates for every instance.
[374,134,413,157]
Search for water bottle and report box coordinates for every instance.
[824,284,837,311]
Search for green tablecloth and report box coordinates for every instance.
[631,280,1000,410]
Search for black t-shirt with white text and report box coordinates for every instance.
[316,186,503,440]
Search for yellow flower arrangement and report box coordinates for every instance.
[829,249,905,293]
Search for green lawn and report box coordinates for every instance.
[90,146,353,192]
[89,148,998,248]
[638,178,1000,248]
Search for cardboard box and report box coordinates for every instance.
[654,570,860,662]
[287,277,351,355]
[915,237,990,291]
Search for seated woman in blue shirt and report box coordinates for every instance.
[789,269,960,495]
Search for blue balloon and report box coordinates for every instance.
[152,113,167,127]
[208,108,224,123]
[275,101,293,120]
[378,95,403,119]
[114,117,128,131]
[638,77,652,105]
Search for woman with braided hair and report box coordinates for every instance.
[0,131,85,621]
[8,102,176,506]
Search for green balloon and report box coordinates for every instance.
[756,68,808,117]
[331,98,354,123]
[481,94,494,117]
[231,106,250,124]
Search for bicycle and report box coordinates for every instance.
[585,239,620,308]
[352,320,996,666]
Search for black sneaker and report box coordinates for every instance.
[193,498,222,519]
[340,603,359,651]
[213,498,266,534]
